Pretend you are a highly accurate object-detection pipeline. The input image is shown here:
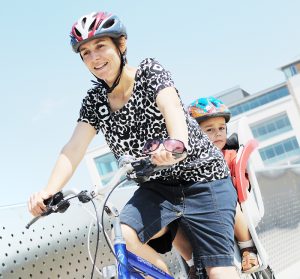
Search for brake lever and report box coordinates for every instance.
[26,193,70,229]
[131,157,154,176]
[25,206,53,229]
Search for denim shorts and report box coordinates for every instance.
[120,176,237,268]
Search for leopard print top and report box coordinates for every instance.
[78,58,229,183]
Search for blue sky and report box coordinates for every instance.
[1,0,300,206]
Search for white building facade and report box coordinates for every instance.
[223,58,300,168]
[85,58,300,187]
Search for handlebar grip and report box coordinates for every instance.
[43,191,64,206]
[43,196,53,206]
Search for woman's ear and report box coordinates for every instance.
[119,36,127,54]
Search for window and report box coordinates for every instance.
[94,153,119,186]
[282,63,300,79]
[251,113,292,141]
[94,152,137,187]
[230,86,289,117]
[259,137,300,165]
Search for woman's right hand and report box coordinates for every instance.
[28,190,52,217]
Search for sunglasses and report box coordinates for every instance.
[142,139,187,155]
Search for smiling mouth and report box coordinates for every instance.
[94,62,108,71]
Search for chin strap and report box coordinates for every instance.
[92,49,126,94]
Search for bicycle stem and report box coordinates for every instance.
[91,164,133,199]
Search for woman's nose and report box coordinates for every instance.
[90,50,101,61]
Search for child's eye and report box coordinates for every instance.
[96,44,104,49]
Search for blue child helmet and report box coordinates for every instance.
[188,96,231,123]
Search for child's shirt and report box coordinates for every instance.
[222,149,237,187]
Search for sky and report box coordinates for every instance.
[1,0,300,206]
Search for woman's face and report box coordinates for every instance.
[199,116,227,150]
[79,37,123,86]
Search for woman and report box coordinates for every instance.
[28,11,239,279]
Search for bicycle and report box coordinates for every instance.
[26,156,186,279]
[26,140,276,279]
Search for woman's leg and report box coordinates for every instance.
[181,177,240,278]
[206,266,239,279]
[121,224,171,274]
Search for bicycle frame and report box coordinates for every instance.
[26,151,275,279]
[93,157,177,278]
[26,157,179,279]
[112,213,175,279]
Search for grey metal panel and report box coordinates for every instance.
[1,165,300,278]
[255,166,300,276]
[0,202,187,279]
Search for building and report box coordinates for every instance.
[82,58,300,277]
[221,57,300,168]
[85,57,300,187]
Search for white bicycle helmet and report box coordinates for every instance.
[70,11,127,53]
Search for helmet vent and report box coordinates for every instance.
[102,18,115,29]
[89,19,96,31]
[74,28,82,37]
[81,17,87,28]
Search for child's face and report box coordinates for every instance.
[199,117,227,150]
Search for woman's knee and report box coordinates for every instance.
[149,227,169,240]
[206,266,239,279]
[120,224,141,250]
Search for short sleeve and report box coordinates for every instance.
[142,58,175,99]
[77,94,101,134]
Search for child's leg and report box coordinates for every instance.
[234,204,259,273]
[173,227,197,278]
[234,204,251,241]
[172,226,193,262]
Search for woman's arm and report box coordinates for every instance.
[28,122,96,216]
[151,87,188,166]
[156,87,189,148]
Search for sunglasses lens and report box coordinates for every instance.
[142,139,161,154]
[164,139,185,154]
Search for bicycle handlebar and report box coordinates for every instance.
[26,155,172,229]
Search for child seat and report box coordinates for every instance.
[229,117,269,272]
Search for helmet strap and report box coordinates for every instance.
[100,49,125,94]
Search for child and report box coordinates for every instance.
[185,96,259,273]
[148,96,259,276]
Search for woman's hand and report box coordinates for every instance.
[150,144,187,166]
[28,190,52,217]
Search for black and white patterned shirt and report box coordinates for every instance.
[78,58,229,183]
